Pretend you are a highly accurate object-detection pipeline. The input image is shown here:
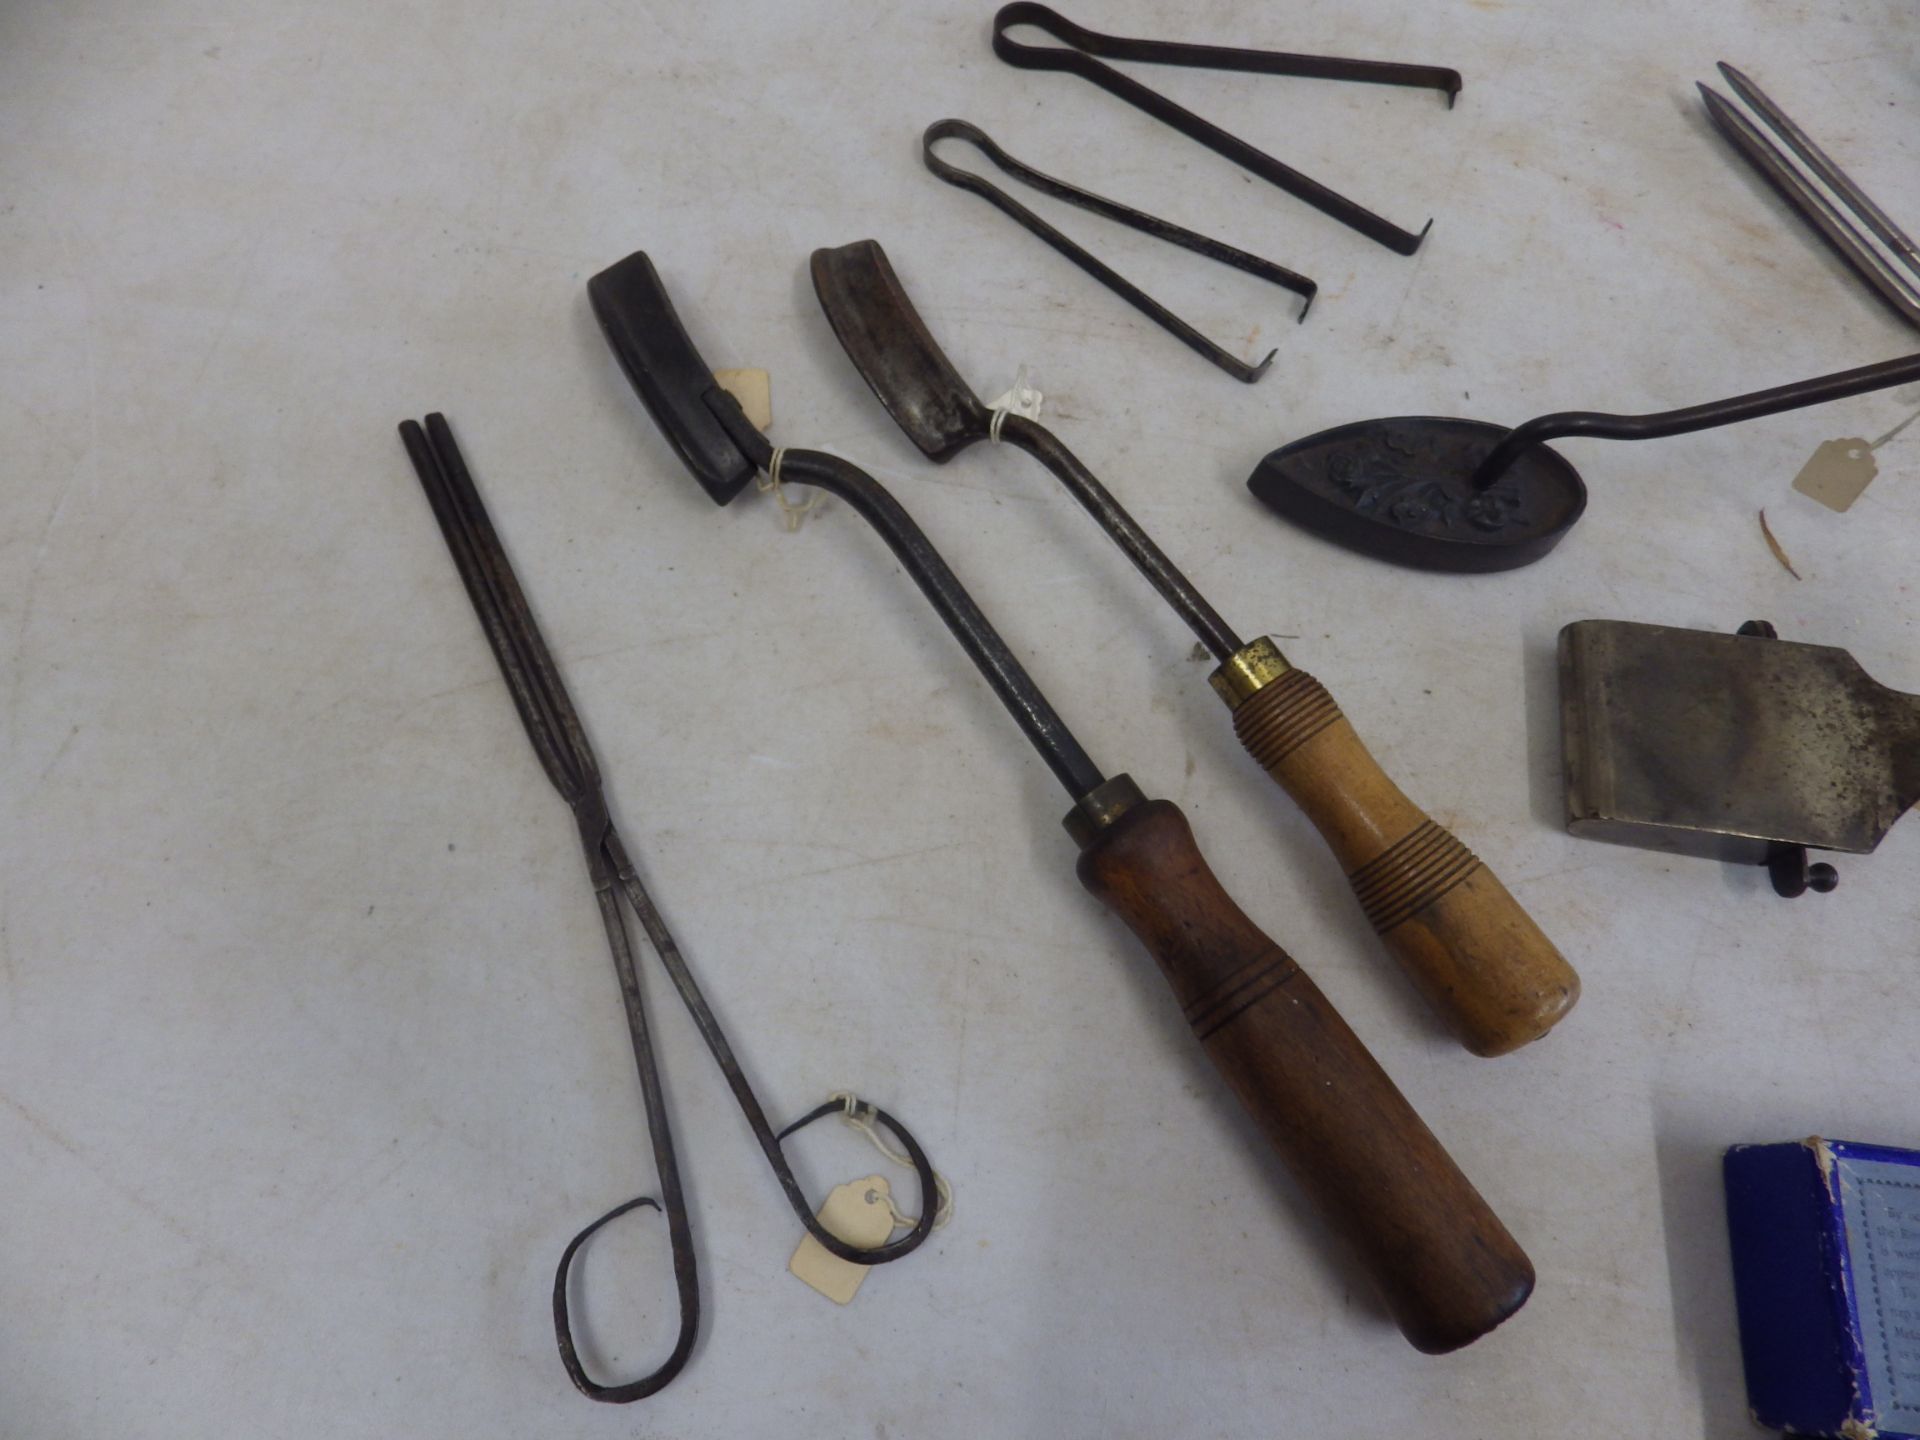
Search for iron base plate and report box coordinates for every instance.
[1248,416,1588,573]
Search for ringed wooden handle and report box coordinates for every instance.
[1073,790,1534,1354]
[1225,661,1578,1057]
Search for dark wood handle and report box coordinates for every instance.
[1076,796,1534,1353]
[1231,668,1578,1056]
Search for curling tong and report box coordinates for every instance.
[586,250,1535,1354]
[809,239,1577,1058]
[397,415,940,1401]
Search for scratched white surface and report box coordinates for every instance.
[4,1,1918,1435]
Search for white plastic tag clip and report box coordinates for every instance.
[987,365,1044,443]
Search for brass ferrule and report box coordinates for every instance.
[1207,636,1293,710]
[1062,773,1148,849]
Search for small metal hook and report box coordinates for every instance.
[990,2,1452,254]
[923,119,1300,382]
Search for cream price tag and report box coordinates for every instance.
[713,368,772,432]
[1792,405,1919,513]
[788,1174,896,1305]
[1792,438,1877,512]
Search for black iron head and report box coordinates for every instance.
[809,240,995,464]
[588,250,762,506]
[1248,417,1588,573]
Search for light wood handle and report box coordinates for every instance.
[1072,793,1534,1352]
[1228,665,1578,1057]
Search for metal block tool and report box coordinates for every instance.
[1560,619,1920,897]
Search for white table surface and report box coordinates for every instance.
[5,1,1918,1434]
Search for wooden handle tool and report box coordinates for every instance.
[1212,641,1577,1056]
[1069,777,1533,1352]
[808,237,1578,1056]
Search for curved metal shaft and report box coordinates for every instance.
[1471,351,1920,490]
[777,447,1109,799]
[1002,416,1243,663]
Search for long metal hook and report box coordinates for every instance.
[397,414,939,1403]
[991,2,1451,255]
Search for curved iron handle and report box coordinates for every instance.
[1471,351,1920,489]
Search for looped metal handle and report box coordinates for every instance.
[552,1195,695,1403]
[550,1095,941,1403]
[773,1097,942,1257]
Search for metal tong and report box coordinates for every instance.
[1700,64,1920,331]
[924,118,1313,382]
[397,414,937,1402]
[992,2,1457,255]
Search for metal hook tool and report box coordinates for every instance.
[991,3,1456,255]
[1699,65,1920,332]
[396,414,938,1403]
[922,119,1311,382]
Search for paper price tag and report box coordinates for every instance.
[1792,405,1919,513]
[714,368,772,431]
[788,1174,896,1305]
[1792,437,1877,513]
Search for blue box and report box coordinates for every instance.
[1724,1139,1920,1439]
